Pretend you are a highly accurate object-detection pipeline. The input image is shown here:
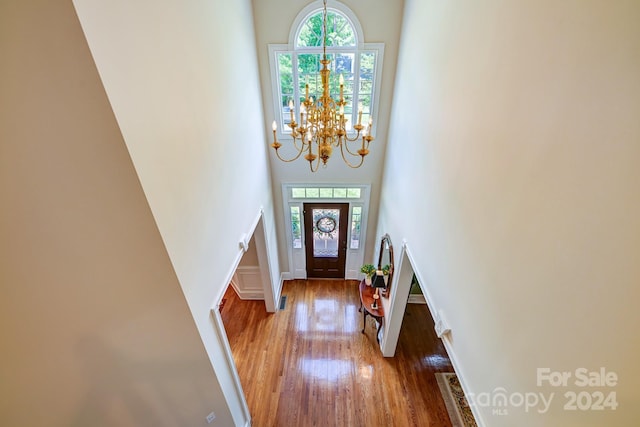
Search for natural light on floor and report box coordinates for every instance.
[299,358,353,383]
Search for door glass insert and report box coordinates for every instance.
[313,208,340,257]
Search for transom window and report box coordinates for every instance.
[269,1,383,140]
[291,187,361,199]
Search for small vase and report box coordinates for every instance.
[365,276,372,286]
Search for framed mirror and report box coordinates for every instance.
[377,234,394,297]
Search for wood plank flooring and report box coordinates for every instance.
[220,279,454,427]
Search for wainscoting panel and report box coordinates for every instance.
[232,266,264,300]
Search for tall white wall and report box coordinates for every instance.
[0,0,234,425]
[71,0,280,425]
[380,0,640,425]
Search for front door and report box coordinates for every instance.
[303,203,349,278]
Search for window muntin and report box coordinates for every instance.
[271,5,382,140]
[296,10,356,48]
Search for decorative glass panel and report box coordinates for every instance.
[290,206,302,249]
[350,207,362,249]
[313,208,340,257]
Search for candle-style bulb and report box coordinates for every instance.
[339,74,344,85]
[288,99,295,123]
[271,120,278,144]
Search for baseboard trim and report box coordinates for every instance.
[407,294,426,304]
[441,336,487,427]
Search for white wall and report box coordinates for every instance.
[72,0,280,425]
[379,0,640,425]
[251,0,404,272]
[0,0,233,425]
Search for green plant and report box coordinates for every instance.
[382,264,391,275]
[360,264,375,277]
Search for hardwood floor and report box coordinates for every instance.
[220,279,454,427]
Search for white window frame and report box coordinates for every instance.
[282,184,371,280]
[268,0,384,142]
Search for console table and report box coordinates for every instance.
[358,279,384,342]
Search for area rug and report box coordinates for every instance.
[435,372,477,427]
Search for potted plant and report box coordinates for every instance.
[360,264,376,285]
[382,264,391,285]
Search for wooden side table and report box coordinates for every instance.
[358,279,384,342]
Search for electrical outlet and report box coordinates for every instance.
[206,411,216,424]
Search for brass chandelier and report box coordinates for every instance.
[271,0,374,172]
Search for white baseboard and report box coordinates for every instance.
[441,336,487,427]
[407,294,426,304]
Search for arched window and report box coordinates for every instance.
[269,0,383,139]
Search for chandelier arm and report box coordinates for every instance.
[339,139,367,169]
[309,154,321,172]
[269,0,374,171]
[273,140,307,163]
[340,135,365,156]
[307,140,322,172]
[343,131,364,143]
[291,134,305,151]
